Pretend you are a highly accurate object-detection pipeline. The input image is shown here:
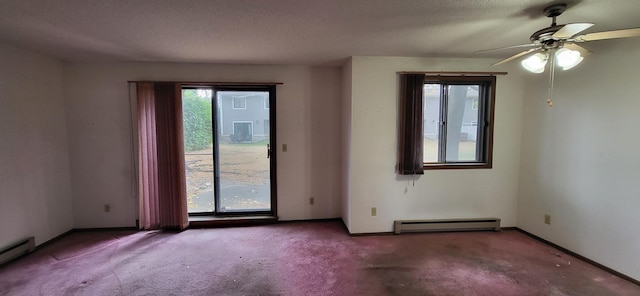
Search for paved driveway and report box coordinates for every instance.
[191,180,270,213]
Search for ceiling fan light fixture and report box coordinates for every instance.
[521,53,548,73]
[555,48,583,70]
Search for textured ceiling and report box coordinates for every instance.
[0,0,639,65]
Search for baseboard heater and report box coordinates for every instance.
[0,236,35,265]
[394,218,501,234]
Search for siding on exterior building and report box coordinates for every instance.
[218,92,270,143]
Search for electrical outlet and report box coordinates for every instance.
[544,214,551,225]
[282,144,288,152]
[309,197,314,205]
[104,204,111,213]
[371,207,377,216]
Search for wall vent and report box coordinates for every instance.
[0,237,35,265]
[394,218,501,234]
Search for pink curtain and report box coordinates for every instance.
[137,82,189,230]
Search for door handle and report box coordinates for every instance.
[267,144,271,159]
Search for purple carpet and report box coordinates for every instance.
[1,221,638,295]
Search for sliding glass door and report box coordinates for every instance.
[182,85,276,216]
[182,88,215,213]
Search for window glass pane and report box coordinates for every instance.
[218,91,271,212]
[423,84,440,163]
[445,85,479,162]
[182,89,215,213]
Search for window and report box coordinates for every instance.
[264,97,269,109]
[232,97,246,109]
[399,74,496,172]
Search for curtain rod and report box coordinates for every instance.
[127,81,284,85]
[399,71,507,76]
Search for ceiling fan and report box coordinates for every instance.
[479,3,640,105]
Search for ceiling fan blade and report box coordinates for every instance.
[553,23,594,39]
[576,28,640,41]
[475,43,538,53]
[564,43,591,56]
[492,48,540,66]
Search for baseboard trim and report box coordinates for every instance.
[278,217,343,224]
[516,228,640,286]
[349,231,395,237]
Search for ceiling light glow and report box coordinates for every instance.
[521,53,548,73]
[555,48,583,70]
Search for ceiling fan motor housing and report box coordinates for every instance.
[530,25,564,45]
[543,3,567,19]
[530,4,569,46]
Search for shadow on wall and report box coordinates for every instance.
[308,68,342,218]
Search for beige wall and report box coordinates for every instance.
[0,44,73,247]
[64,62,342,227]
[343,56,525,233]
[517,38,640,280]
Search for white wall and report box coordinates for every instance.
[0,44,73,247]
[63,62,342,228]
[344,56,525,233]
[518,39,640,280]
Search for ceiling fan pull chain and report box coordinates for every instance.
[547,53,556,107]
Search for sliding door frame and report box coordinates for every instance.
[194,84,277,217]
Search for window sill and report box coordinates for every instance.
[423,163,492,170]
